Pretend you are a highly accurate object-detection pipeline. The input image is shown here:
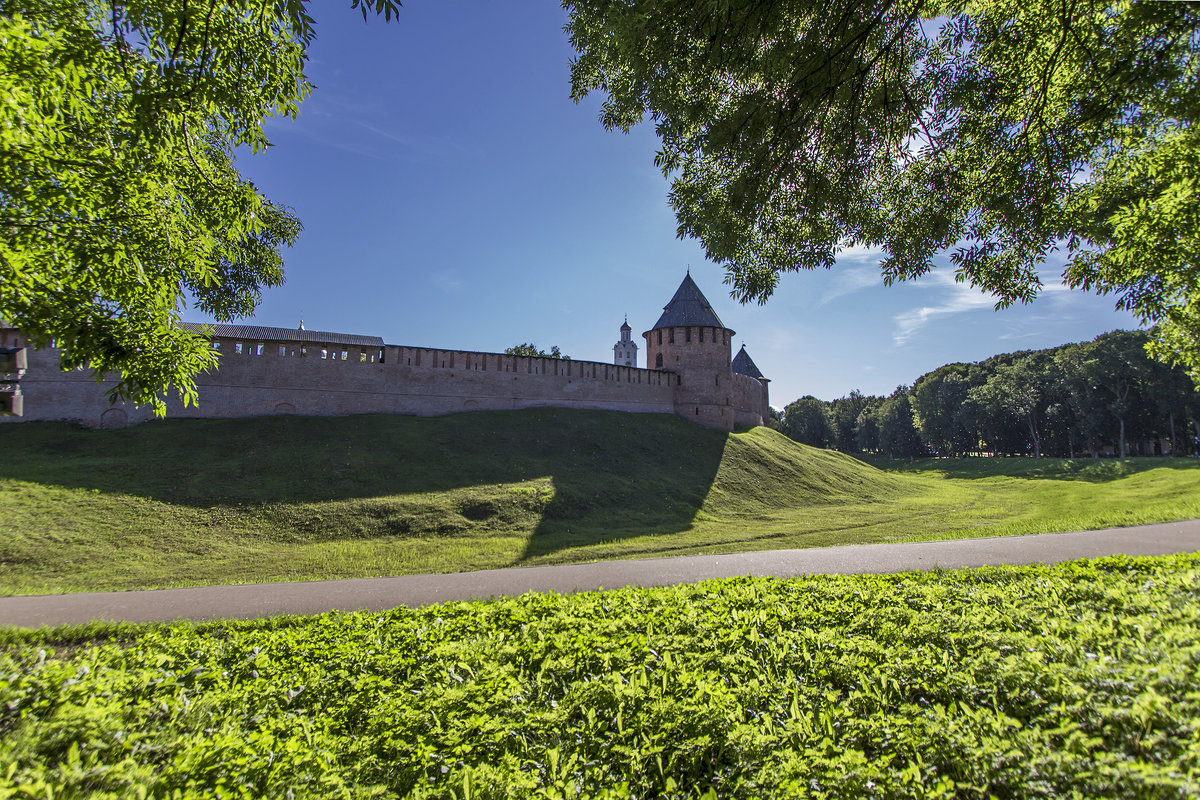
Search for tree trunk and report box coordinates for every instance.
[1119,418,1126,458]
[1170,411,1177,456]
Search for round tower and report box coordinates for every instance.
[613,317,638,367]
[643,272,737,429]
[731,343,772,426]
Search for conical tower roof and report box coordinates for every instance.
[648,272,726,331]
[732,345,767,380]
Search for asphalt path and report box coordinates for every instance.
[3,519,1199,627]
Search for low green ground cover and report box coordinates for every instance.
[2,410,1198,594]
[2,554,1198,798]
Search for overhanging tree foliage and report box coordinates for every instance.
[0,0,399,412]
[564,0,1200,380]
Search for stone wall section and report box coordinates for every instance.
[1,338,680,428]
[2,270,772,431]
[730,372,770,428]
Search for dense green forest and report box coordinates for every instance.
[778,331,1200,459]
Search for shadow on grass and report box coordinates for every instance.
[0,409,728,558]
[858,454,1200,482]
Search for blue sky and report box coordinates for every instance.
[202,2,1141,407]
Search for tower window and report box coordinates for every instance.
[685,328,691,343]
[669,329,675,343]
[657,330,662,345]
[699,328,704,343]
[655,353,663,368]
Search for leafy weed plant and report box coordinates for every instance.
[2,554,1199,797]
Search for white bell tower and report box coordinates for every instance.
[613,317,637,367]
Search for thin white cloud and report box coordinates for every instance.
[892,273,995,346]
[998,329,1047,341]
[835,243,887,263]
[259,95,475,164]
[819,265,881,306]
[763,327,799,352]
[430,269,466,293]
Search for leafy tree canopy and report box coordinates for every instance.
[780,394,835,447]
[504,343,571,359]
[0,0,399,412]
[564,0,1200,380]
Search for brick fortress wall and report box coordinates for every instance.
[1,275,771,431]
[1,333,682,429]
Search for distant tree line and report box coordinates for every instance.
[776,331,1200,459]
[504,344,570,360]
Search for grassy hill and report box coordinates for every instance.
[1,409,1198,594]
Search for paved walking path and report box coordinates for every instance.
[3,519,1199,627]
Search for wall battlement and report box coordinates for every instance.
[0,274,770,430]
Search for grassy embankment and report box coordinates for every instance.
[1,408,1198,595]
[2,554,1198,798]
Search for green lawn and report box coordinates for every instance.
[3,554,1198,798]
[1,409,1198,595]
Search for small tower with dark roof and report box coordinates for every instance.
[613,317,637,367]
[732,344,768,385]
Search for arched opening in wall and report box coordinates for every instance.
[655,353,663,368]
[274,403,296,414]
[695,407,699,416]
[99,408,127,429]
[657,330,662,345]
[669,329,675,343]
